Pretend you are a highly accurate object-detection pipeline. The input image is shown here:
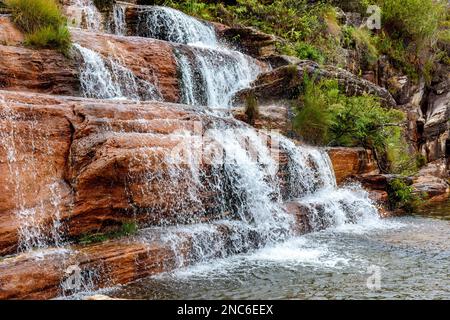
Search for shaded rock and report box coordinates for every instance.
[326,147,378,185]
[216,25,278,58]
[234,62,397,108]
[260,55,303,69]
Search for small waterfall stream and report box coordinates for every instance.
[0,97,64,252]
[73,44,162,100]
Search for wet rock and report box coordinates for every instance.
[71,29,180,102]
[0,238,185,299]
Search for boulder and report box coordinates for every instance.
[326,147,378,185]
[234,62,397,108]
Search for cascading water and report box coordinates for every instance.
[128,5,263,108]
[0,96,64,252]
[112,3,127,36]
[134,6,218,46]
[175,47,262,108]
[73,44,162,101]
[66,0,103,31]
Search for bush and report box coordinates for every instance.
[292,77,405,152]
[6,0,71,54]
[244,94,259,126]
[388,178,421,212]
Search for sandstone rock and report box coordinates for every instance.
[412,160,450,199]
[0,238,185,299]
[71,29,180,102]
[326,147,378,185]
[0,16,23,46]
[0,44,80,95]
[217,25,278,58]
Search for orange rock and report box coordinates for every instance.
[326,147,378,185]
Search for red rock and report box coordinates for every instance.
[326,147,378,185]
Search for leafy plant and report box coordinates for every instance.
[244,94,259,126]
[5,0,71,54]
[388,178,421,212]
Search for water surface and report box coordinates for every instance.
[110,200,450,300]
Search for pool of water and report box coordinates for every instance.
[108,201,450,300]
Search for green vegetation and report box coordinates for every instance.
[291,76,421,174]
[5,0,71,54]
[388,178,422,212]
[79,221,138,245]
[244,94,259,126]
[163,0,449,80]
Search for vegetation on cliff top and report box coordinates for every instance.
[164,0,449,81]
[5,0,71,54]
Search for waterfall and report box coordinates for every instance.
[66,0,103,31]
[0,96,63,252]
[175,47,262,108]
[135,6,218,47]
[129,5,263,108]
[112,3,127,36]
[73,44,162,101]
[131,121,379,266]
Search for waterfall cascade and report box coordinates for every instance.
[122,5,264,108]
[66,0,103,31]
[73,44,162,101]
[0,97,64,252]
[0,3,382,297]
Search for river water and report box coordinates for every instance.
[109,199,450,300]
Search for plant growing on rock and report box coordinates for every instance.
[244,94,259,126]
[388,178,422,213]
[292,77,411,174]
[6,0,71,54]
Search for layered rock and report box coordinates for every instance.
[234,61,397,108]
[70,29,180,102]
[0,238,184,299]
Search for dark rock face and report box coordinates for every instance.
[234,62,397,108]
[216,25,278,58]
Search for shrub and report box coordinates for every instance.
[388,178,421,212]
[244,94,259,126]
[293,77,405,153]
[5,0,71,54]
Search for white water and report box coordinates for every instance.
[0,96,64,252]
[135,6,218,47]
[66,0,103,31]
[175,47,262,108]
[73,44,162,100]
[112,3,127,36]
[128,5,263,108]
